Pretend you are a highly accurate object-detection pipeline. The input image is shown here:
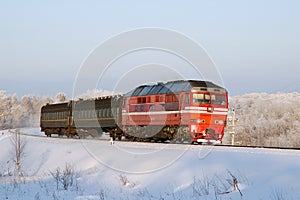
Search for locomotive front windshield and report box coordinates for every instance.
[192,93,227,106]
[192,94,211,104]
[211,94,227,105]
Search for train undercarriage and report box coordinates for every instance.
[110,125,193,143]
[44,127,103,139]
[43,125,195,144]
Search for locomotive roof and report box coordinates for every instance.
[125,80,226,97]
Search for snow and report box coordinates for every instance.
[1,128,300,199]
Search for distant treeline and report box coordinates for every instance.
[224,93,300,148]
[0,91,67,129]
[0,89,112,129]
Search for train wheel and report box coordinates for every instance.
[174,127,193,144]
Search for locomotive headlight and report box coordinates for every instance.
[218,120,224,125]
[207,106,213,112]
[197,119,205,123]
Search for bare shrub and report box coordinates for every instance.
[192,175,211,197]
[191,170,246,199]
[10,129,26,177]
[136,188,154,199]
[50,163,79,191]
[97,188,106,200]
[119,174,128,186]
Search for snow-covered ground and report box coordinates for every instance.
[1,128,300,200]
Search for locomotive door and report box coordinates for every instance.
[165,94,180,125]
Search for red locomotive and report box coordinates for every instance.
[40,80,228,144]
[121,80,228,144]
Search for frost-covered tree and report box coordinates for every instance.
[54,93,67,103]
[225,92,300,147]
[75,89,115,100]
[0,91,14,129]
[0,91,58,129]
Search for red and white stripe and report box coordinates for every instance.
[122,107,228,116]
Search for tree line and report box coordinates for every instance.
[0,91,66,129]
[224,92,300,147]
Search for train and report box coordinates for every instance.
[40,80,228,144]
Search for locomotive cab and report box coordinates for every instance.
[186,87,228,144]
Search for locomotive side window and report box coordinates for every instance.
[160,96,164,102]
[166,95,172,102]
[166,94,178,102]
[137,97,147,104]
[155,96,160,102]
[193,94,211,104]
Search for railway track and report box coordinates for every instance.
[216,144,300,151]
[7,129,300,151]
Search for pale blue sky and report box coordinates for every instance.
[1,0,299,98]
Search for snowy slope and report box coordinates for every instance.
[1,128,300,199]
